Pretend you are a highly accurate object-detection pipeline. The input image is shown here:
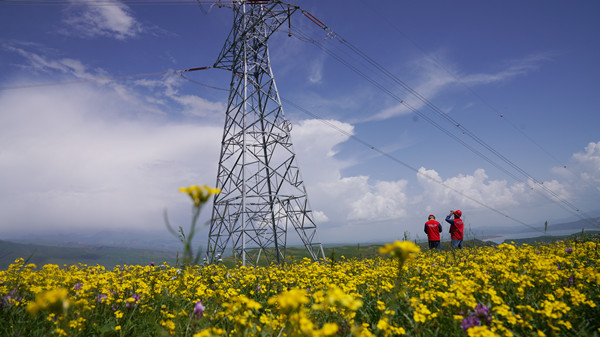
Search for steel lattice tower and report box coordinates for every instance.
[206,0,325,266]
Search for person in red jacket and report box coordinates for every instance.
[445,210,464,249]
[424,214,442,250]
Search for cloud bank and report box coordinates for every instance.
[1,43,598,244]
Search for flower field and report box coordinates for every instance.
[1,238,599,337]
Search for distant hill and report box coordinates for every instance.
[546,217,600,231]
[0,240,177,270]
[503,230,600,245]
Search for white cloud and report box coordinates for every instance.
[416,167,547,210]
[170,94,225,117]
[0,42,592,243]
[366,53,551,122]
[349,179,408,221]
[0,71,591,242]
[4,43,106,80]
[312,210,329,223]
[573,141,600,185]
[291,119,408,224]
[62,1,143,40]
[0,81,222,234]
[4,44,225,120]
[461,53,550,86]
[308,54,326,84]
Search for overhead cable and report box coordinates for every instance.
[294,9,596,225]
[177,71,543,232]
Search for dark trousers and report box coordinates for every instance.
[428,241,441,250]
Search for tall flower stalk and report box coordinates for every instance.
[379,240,421,291]
[165,184,220,266]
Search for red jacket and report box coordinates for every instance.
[424,220,441,241]
[450,218,464,240]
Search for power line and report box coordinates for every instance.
[2,1,594,229]
[291,28,593,226]
[293,8,596,225]
[358,0,571,173]
[0,62,584,232]
[281,98,544,232]
[176,72,544,232]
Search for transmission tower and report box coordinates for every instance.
[206,0,325,266]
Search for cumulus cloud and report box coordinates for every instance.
[291,119,409,225]
[573,141,600,186]
[62,1,143,40]
[414,166,571,213]
[349,179,408,221]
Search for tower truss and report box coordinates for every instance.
[206,0,325,266]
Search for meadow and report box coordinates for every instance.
[1,237,598,337]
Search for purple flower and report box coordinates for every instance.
[126,294,140,308]
[1,288,22,308]
[74,283,83,291]
[564,247,573,254]
[338,320,350,335]
[474,303,492,324]
[193,301,205,319]
[461,303,492,332]
[461,315,480,332]
[97,293,107,303]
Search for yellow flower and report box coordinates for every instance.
[193,328,226,337]
[379,240,420,263]
[413,303,431,323]
[467,326,501,337]
[26,288,69,315]
[320,323,339,336]
[179,185,220,206]
[377,317,389,330]
[267,289,309,312]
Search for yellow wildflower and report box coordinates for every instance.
[467,326,501,337]
[26,288,69,315]
[267,288,309,312]
[179,184,220,206]
[379,240,421,264]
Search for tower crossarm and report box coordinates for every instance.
[213,1,299,71]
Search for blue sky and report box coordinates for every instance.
[1,0,599,246]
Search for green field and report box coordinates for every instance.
[2,230,597,269]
